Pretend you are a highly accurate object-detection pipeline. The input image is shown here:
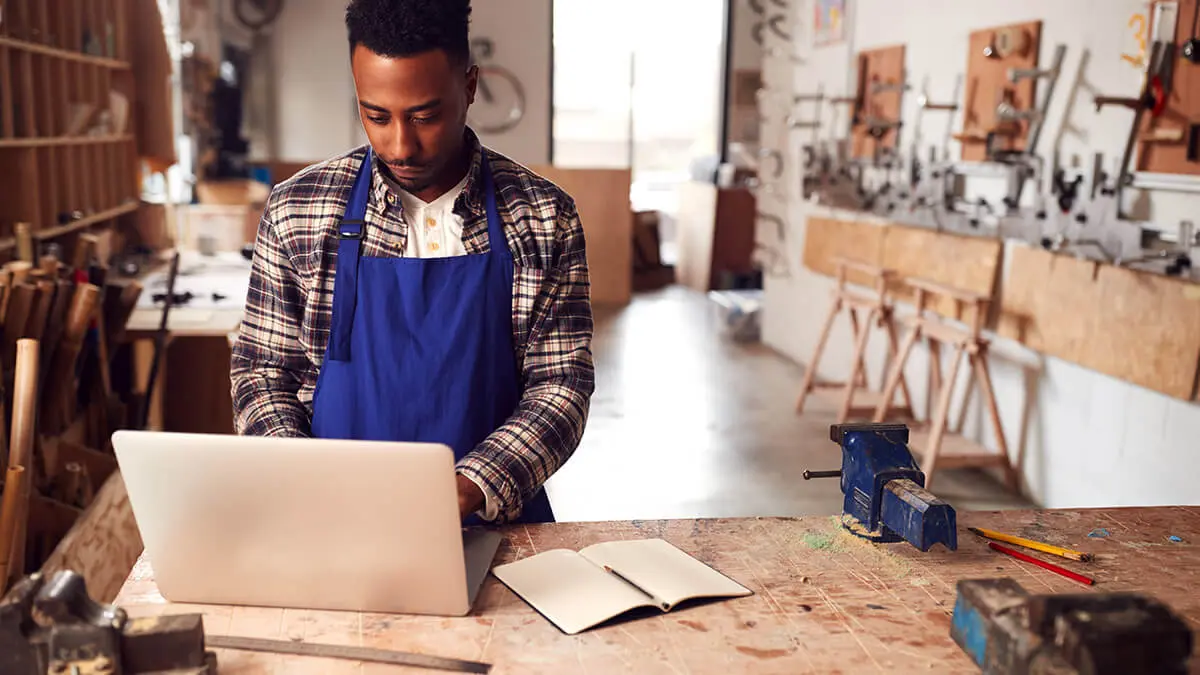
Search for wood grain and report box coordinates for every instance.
[999,244,1200,400]
[801,217,887,288]
[112,508,1200,674]
[880,225,1002,319]
[960,21,1043,162]
[529,166,632,306]
[40,471,142,604]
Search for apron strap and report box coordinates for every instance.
[328,147,374,362]
[480,153,510,260]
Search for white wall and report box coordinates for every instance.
[756,0,1200,508]
[269,0,551,165]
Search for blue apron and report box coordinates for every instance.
[310,147,555,525]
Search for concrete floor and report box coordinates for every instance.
[544,286,1032,522]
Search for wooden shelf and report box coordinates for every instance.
[0,36,129,70]
[0,202,138,252]
[0,135,135,149]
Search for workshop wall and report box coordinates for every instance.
[759,0,1200,509]
[269,0,552,166]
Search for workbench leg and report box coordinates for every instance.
[846,308,869,388]
[883,310,915,415]
[923,343,965,490]
[926,339,942,423]
[954,368,976,435]
[838,306,877,423]
[873,324,920,423]
[133,338,166,431]
[795,296,840,414]
[972,350,1019,493]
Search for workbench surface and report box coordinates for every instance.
[114,507,1200,674]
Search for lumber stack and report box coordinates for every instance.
[0,233,144,593]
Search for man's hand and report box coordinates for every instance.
[456,473,485,520]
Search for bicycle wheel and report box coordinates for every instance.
[469,66,526,134]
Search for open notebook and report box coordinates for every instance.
[491,538,753,634]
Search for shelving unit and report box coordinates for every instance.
[0,0,139,258]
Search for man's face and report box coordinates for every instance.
[350,45,477,196]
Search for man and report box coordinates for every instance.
[230,0,594,525]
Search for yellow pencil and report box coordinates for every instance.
[967,527,1093,562]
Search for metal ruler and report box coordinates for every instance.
[206,634,492,673]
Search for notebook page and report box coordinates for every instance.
[491,549,659,634]
[579,539,752,609]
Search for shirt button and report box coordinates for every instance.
[386,193,395,205]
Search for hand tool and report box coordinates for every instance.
[5,339,38,588]
[0,466,26,592]
[808,423,957,552]
[138,251,180,430]
[0,570,218,674]
[2,283,35,371]
[14,223,33,263]
[950,578,1193,674]
[41,284,100,435]
[207,635,493,673]
[968,526,1091,562]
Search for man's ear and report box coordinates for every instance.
[465,65,479,105]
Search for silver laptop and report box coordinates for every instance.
[111,430,502,616]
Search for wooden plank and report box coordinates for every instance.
[851,44,906,160]
[40,471,142,603]
[959,21,1043,162]
[0,47,13,138]
[999,245,1200,400]
[529,166,632,305]
[111,509,1200,674]
[1137,0,1200,175]
[880,224,1002,319]
[800,216,886,288]
[1085,265,1200,400]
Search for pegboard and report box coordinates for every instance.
[1135,0,1200,175]
[850,45,907,160]
[957,21,1044,162]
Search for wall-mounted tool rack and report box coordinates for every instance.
[849,45,907,161]
[956,21,1045,162]
[0,0,140,256]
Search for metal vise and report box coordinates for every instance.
[814,423,957,552]
[951,578,1194,674]
[0,570,217,674]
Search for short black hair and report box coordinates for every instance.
[345,0,472,65]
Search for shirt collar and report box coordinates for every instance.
[369,127,485,217]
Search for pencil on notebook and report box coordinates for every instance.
[968,527,1093,562]
[989,542,1095,586]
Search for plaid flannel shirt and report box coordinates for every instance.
[230,131,595,523]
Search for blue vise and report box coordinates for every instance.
[823,423,957,552]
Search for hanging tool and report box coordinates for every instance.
[1183,0,1200,63]
[1094,39,1177,217]
[0,570,218,674]
[138,251,181,430]
[805,423,958,552]
[950,578,1194,674]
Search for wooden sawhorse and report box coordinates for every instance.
[871,277,1019,491]
[795,258,914,424]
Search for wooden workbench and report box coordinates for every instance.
[113,508,1200,674]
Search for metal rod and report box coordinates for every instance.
[207,635,492,673]
[803,470,842,480]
